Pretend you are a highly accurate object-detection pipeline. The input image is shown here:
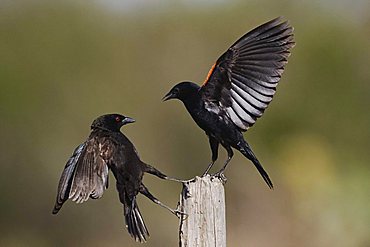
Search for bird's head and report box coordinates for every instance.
[162,81,200,102]
[91,114,135,132]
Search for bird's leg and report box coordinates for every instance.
[202,137,219,176]
[202,162,214,177]
[213,146,233,182]
[139,184,186,218]
[143,164,190,183]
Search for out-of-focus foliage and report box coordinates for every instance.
[0,0,369,246]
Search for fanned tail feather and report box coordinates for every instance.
[124,198,149,243]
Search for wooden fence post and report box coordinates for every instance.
[179,175,226,247]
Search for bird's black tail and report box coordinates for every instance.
[124,198,149,243]
[238,141,274,189]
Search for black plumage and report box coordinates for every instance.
[52,114,182,243]
[163,17,295,188]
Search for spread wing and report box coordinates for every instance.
[199,17,295,131]
[52,136,114,214]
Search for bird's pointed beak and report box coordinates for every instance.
[122,117,136,125]
[162,92,174,102]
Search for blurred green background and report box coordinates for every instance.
[1,0,369,246]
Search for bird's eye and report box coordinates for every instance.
[115,116,121,122]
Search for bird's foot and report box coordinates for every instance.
[201,172,209,178]
[174,209,187,219]
[172,204,187,219]
[201,169,211,177]
[212,171,227,183]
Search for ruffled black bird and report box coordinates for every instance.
[163,17,295,188]
[52,114,182,243]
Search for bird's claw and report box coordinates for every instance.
[171,206,187,219]
[212,171,227,183]
[171,203,187,219]
[174,209,187,219]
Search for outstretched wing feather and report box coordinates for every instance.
[200,17,294,131]
[52,136,113,213]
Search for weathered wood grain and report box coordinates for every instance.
[179,175,226,247]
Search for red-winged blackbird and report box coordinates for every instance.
[52,114,182,243]
[163,17,295,188]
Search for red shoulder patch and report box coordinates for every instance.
[202,62,216,86]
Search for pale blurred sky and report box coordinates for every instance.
[1,0,369,22]
[91,0,370,23]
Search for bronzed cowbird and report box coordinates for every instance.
[52,114,182,242]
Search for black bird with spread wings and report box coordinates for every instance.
[52,114,182,243]
[163,17,295,188]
